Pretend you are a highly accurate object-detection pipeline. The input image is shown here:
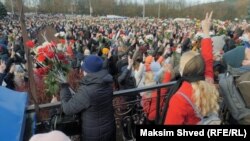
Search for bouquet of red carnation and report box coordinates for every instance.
[28,40,72,96]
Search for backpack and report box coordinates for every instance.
[236,72,250,108]
[219,66,250,124]
[178,92,221,125]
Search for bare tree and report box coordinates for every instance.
[17,0,249,20]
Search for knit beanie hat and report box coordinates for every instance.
[82,55,103,73]
[29,130,71,141]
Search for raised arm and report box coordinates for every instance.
[201,12,214,82]
[60,84,90,115]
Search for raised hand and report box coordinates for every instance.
[202,11,213,37]
[0,60,6,73]
[163,46,171,56]
[51,95,58,103]
[11,49,16,58]
[127,56,134,70]
[9,64,16,74]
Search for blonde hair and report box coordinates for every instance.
[180,51,219,116]
[191,81,219,116]
[144,71,155,85]
[143,71,156,98]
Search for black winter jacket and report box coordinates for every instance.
[60,69,116,141]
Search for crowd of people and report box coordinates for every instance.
[1,12,250,140]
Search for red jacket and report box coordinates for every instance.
[164,38,214,125]
[164,81,200,125]
[201,38,214,80]
[142,71,171,121]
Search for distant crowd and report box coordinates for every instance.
[1,13,250,140]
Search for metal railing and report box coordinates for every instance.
[27,81,176,114]
[27,81,176,123]
[26,81,176,140]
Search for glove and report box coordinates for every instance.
[56,71,67,83]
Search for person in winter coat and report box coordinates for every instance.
[117,55,136,90]
[0,44,8,62]
[60,55,116,141]
[163,12,220,125]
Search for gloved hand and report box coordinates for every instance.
[56,71,67,83]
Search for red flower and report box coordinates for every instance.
[62,60,69,64]
[42,67,49,74]
[108,34,113,39]
[37,54,46,62]
[70,40,75,44]
[60,39,66,44]
[67,46,74,57]
[26,40,35,48]
[34,67,48,76]
[37,48,45,54]
[34,69,40,76]
[51,41,57,47]
[47,51,55,59]
[57,53,65,60]
[43,46,50,54]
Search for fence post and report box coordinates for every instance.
[155,88,161,124]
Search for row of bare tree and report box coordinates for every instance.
[3,0,250,20]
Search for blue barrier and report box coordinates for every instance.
[0,87,28,141]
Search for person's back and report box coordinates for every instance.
[60,55,115,141]
[80,69,115,141]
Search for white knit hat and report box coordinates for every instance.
[29,131,71,141]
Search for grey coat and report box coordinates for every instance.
[60,70,116,141]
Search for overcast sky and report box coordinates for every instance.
[0,0,224,4]
[132,0,224,4]
[0,0,224,6]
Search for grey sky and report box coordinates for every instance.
[0,0,224,4]
[0,0,224,6]
[130,0,224,4]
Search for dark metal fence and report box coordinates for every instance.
[26,81,176,140]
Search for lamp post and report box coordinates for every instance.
[143,0,145,18]
[89,0,93,16]
[11,0,14,15]
[158,2,160,19]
